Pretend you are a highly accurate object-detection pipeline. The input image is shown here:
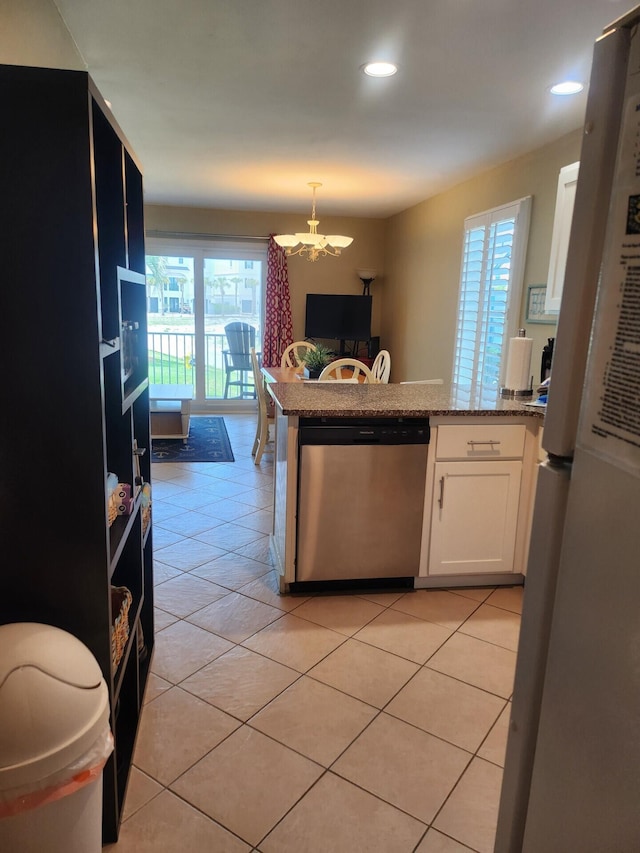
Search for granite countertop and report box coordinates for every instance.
[267,381,546,419]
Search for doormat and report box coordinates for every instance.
[152,417,235,463]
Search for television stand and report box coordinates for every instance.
[337,340,363,358]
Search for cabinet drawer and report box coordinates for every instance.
[436,424,526,460]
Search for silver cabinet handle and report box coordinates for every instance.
[467,439,501,446]
[438,476,445,508]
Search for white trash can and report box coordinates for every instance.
[0,623,113,853]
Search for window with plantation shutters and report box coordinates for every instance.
[453,197,531,399]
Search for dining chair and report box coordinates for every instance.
[281,340,317,369]
[223,322,256,398]
[250,347,274,464]
[371,349,391,383]
[318,358,374,383]
[399,379,444,384]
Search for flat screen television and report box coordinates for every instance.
[304,294,372,346]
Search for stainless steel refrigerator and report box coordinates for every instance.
[495,7,640,852]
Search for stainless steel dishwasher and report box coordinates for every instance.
[295,417,430,585]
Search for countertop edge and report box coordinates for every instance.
[274,405,544,419]
[267,382,545,420]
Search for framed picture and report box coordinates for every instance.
[526,284,558,324]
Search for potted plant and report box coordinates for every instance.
[300,343,334,379]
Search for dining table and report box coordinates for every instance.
[261,366,302,383]
[261,366,366,383]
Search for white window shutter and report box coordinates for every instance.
[453,197,531,393]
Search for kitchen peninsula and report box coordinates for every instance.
[265,378,545,594]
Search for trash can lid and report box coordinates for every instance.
[0,623,111,790]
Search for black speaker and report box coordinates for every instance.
[368,336,380,358]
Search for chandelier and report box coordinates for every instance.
[274,182,353,262]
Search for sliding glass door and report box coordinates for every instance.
[146,253,196,388]
[145,239,266,407]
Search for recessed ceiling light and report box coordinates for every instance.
[550,81,584,96]
[363,61,398,78]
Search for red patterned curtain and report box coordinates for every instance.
[262,236,293,367]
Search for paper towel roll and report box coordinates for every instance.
[504,334,533,391]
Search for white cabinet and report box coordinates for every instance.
[427,423,525,576]
[429,460,522,575]
[545,161,580,314]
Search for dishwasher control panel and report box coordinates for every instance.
[299,417,430,445]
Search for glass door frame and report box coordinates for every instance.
[146,236,267,411]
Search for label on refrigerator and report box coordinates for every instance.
[579,91,640,475]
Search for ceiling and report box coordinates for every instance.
[54,0,632,218]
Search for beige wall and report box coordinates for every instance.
[144,205,386,346]
[383,130,583,382]
[0,0,84,69]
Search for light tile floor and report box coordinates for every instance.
[106,413,524,853]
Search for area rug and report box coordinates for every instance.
[152,417,235,463]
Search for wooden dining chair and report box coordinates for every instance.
[250,347,274,464]
[371,349,391,383]
[318,358,374,383]
[281,340,317,368]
